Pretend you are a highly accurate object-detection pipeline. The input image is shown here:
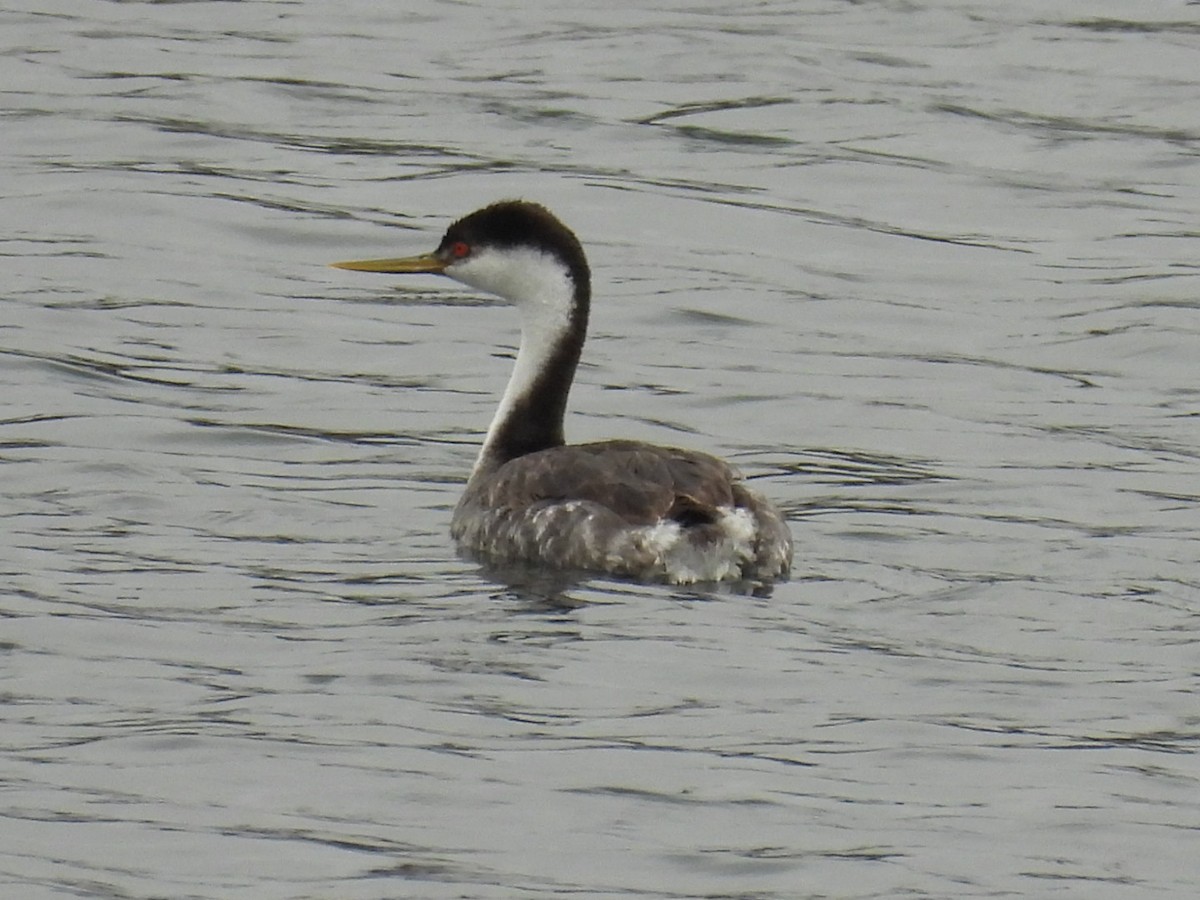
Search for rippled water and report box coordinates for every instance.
[4,2,1198,897]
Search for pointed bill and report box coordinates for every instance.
[329,252,446,274]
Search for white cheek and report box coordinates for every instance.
[449,248,572,315]
[446,252,504,294]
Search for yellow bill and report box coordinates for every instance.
[329,252,446,274]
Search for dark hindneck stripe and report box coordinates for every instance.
[486,286,588,467]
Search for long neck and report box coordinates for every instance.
[472,252,589,476]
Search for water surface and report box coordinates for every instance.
[3,2,1198,897]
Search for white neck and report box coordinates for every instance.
[446,247,580,472]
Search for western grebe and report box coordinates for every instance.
[332,200,792,584]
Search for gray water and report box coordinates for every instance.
[3,1,1199,897]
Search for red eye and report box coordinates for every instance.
[449,240,471,259]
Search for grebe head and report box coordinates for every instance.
[331,200,590,316]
